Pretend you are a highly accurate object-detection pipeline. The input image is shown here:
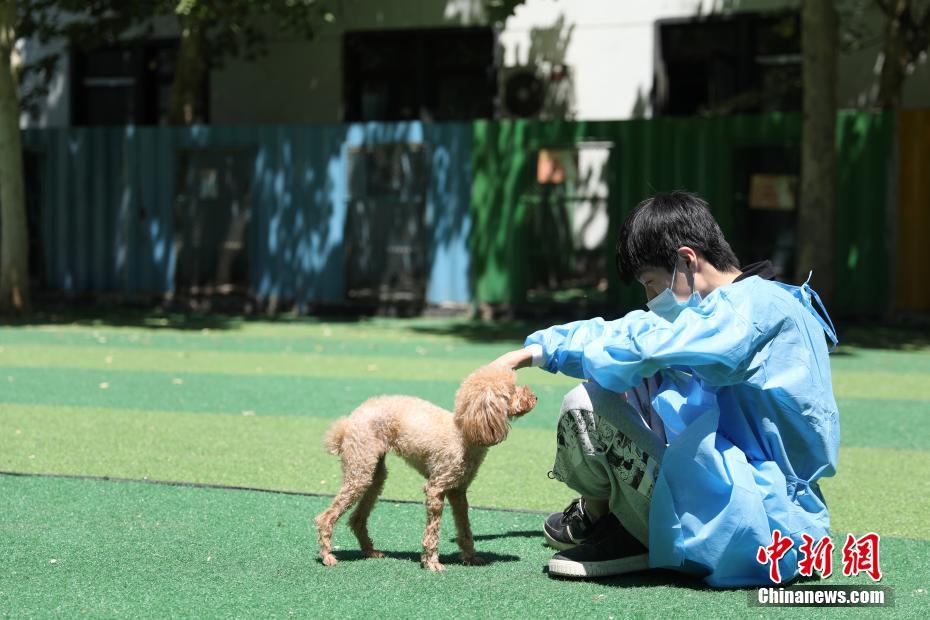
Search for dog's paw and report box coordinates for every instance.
[321,554,338,567]
[461,554,487,566]
[365,550,386,559]
[421,558,445,572]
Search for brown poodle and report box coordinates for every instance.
[315,364,537,571]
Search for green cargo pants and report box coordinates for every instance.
[551,378,668,546]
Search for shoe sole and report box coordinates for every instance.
[548,553,649,578]
[543,527,580,551]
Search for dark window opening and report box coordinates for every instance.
[173,148,254,294]
[525,141,613,308]
[343,28,497,122]
[344,144,429,308]
[72,39,208,126]
[654,11,800,116]
[732,146,800,280]
[23,151,45,288]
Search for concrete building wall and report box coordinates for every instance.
[835,2,930,110]
[18,15,182,128]
[210,0,490,125]
[18,0,930,128]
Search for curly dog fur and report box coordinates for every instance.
[314,364,537,571]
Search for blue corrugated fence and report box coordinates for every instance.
[21,122,473,306]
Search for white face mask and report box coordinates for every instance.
[646,260,702,322]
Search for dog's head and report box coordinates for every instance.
[453,364,537,446]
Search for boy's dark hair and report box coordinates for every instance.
[615,191,740,283]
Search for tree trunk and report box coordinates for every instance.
[796,0,837,305]
[167,16,206,125]
[877,0,907,109]
[0,0,29,313]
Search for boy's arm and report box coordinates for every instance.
[493,316,615,374]
[492,347,537,370]
[514,291,763,393]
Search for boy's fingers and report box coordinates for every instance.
[491,350,524,369]
[499,349,534,370]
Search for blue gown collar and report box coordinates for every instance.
[773,272,839,352]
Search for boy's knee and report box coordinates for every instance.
[561,384,593,415]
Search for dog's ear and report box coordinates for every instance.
[509,385,537,417]
[454,370,511,446]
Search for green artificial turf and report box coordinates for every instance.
[1,316,929,618]
[1,403,928,540]
[2,474,928,619]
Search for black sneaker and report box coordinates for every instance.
[547,513,649,578]
[543,497,597,550]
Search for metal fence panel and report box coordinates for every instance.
[21,122,473,307]
[469,112,895,317]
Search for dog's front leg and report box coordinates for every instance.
[447,489,486,566]
[421,483,446,571]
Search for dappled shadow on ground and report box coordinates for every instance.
[409,320,550,343]
[13,297,928,348]
[545,567,822,591]
[2,298,373,332]
[3,307,242,331]
[545,568,709,591]
[837,323,930,351]
[462,529,541,543]
[322,549,521,567]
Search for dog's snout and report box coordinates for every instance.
[509,385,537,417]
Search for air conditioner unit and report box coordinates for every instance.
[499,63,572,119]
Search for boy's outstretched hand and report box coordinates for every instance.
[492,347,535,370]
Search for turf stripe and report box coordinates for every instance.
[0,327,517,358]
[4,349,930,403]
[0,368,469,418]
[9,323,930,371]
[1,474,924,619]
[0,404,575,513]
[2,404,927,540]
[818,446,930,541]
[0,344,575,385]
[0,470,551,515]
[837,398,930,450]
[831,347,930,373]
[0,317,543,343]
[9,322,930,375]
[830,371,930,402]
[0,367,571,428]
[5,363,930,444]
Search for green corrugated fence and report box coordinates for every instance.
[470,112,894,317]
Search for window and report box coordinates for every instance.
[344,144,429,306]
[654,11,800,116]
[526,141,613,300]
[343,28,496,122]
[71,39,207,125]
[732,147,800,279]
[174,148,254,293]
[23,151,45,287]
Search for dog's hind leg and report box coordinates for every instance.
[314,451,382,567]
[348,456,387,558]
[421,482,447,571]
[447,489,486,566]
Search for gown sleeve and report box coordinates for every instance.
[523,290,763,393]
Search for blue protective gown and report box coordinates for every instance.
[525,275,839,587]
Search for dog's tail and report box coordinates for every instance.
[323,417,350,455]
